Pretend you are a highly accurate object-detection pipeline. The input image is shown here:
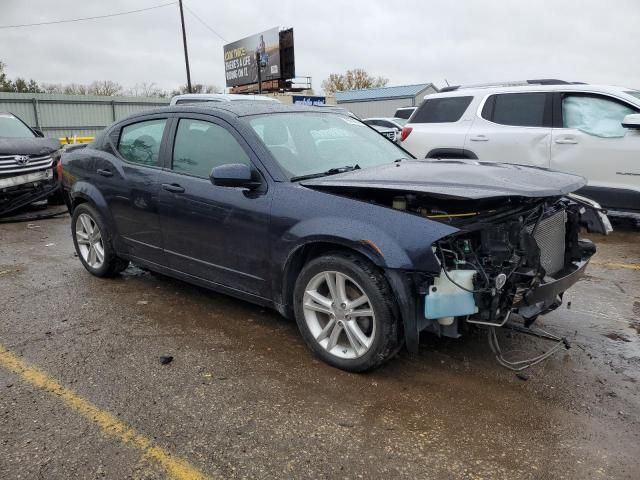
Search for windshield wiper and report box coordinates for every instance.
[291,164,360,182]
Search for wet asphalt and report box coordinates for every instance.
[0,210,639,479]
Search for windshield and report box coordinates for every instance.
[0,113,35,138]
[392,117,408,126]
[247,113,410,179]
[625,90,640,101]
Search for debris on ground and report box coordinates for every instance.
[160,355,173,365]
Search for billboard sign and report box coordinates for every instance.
[292,95,326,106]
[224,27,281,88]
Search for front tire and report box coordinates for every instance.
[71,203,128,277]
[293,252,402,372]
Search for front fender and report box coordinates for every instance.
[285,217,413,269]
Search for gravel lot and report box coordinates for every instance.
[1,211,639,479]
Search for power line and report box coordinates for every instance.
[183,4,226,42]
[0,2,177,29]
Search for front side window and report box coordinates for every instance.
[118,119,166,166]
[0,113,35,138]
[172,119,250,178]
[411,96,472,123]
[247,113,409,179]
[563,94,637,138]
[483,93,548,127]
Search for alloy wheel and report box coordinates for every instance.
[302,271,376,359]
[75,213,105,269]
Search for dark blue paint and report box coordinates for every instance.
[60,103,462,345]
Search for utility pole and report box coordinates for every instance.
[178,0,192,93]
[255,52,262,94]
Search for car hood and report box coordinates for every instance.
[301,159,586,200]
[0,137,61,156]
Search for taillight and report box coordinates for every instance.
[400,127,412,142]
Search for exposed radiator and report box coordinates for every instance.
[526,210,567,276]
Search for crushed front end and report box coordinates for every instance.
[0,151,62,217]
[418,196,606,338]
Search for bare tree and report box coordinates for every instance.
[41,83,64,94]
[321,68,389,95]
[88,80,123,96]
[63,83,89,95]
[171,83,222,96]
[127,81,168,97]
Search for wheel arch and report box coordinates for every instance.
[425,147,478,159]
[279,239,386,318]
[69,181,116,232]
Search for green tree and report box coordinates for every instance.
[321,68,389,95]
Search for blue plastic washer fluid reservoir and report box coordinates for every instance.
[425,270,479,319]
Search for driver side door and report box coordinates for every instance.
[550,92,640,211]
[157,115,273,298]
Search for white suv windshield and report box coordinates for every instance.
[247,113,409,179]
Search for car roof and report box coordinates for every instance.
[425,83,640,102]
[170,93,277,104]
[130,101,347,120]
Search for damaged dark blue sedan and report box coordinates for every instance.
[61,102,610,372]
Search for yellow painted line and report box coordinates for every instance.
[0,345,210,480]
[591,261,640,271]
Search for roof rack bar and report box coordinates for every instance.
[438,79,578,92]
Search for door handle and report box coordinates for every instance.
[96,168,113,177]
[161,183,185,193]
[469,135,488,142]
[555,137,578,144]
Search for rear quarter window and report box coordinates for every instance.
[411,96,473,123]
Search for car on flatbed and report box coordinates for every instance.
[0,112,62,217]
[399,80,640,215]
[61,102,610,372]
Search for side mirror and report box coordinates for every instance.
[32,128,45,137]
[210,163,261,189]
[622,114,640,129]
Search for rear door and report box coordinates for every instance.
[464,92,553,168]
[550,92,640,211]
[401,96,475,158]
[96,115,169,265]
[157,115,273,297]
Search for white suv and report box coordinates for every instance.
[400,80,640,214]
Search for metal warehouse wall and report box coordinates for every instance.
[0,92,169,139]
[337,85,438,119]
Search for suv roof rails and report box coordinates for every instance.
[437,79,580,93]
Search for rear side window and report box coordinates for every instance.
[482,93,549,127]
[172,119,251,178]
[118,119,167,166]
[394,108,415,120]
[411,96,472,123]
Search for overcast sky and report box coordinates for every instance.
[1,0,639,94]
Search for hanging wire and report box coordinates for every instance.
[0,2,177,29]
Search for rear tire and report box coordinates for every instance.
[71,203,128,277]
[293,252,401,372]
